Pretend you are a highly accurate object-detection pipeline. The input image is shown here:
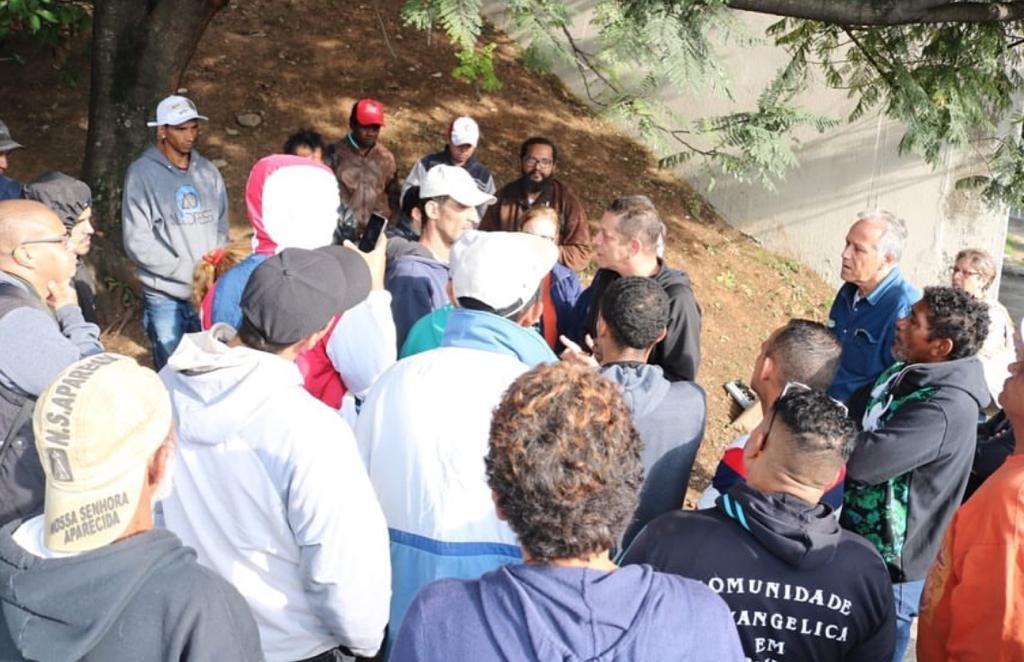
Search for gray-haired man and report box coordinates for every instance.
[827,210,920,402]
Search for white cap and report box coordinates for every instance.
[146,95,209,127]
[451,230,558,315]
[421,164,496,209]
[449,116,480,147]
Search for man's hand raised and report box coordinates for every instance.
[46,279,78,311]
[559,334,598,369]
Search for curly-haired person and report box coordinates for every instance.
[840,285,991,662]
[390,362,744,662]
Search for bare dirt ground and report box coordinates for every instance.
[0,0,835,502]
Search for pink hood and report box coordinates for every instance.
[246,154,340,255]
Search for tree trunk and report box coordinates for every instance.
[81,0,228,322]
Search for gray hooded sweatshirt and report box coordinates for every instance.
[600,362,706,550]
[0,521,264,661]
[122,146,228,300]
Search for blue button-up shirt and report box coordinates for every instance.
[827,266,920,402]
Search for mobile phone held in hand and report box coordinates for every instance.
[358,213,388,252]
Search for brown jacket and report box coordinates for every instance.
[331,136,400,229]
[480,178,592,271]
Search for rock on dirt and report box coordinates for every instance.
[235,112,263,128]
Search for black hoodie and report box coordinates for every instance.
[580,264,701,382]
[0,521,264,661]
[842,357,990,582]
[622,483,896,662]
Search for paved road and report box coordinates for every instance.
[1000,216,1024,325]
[1000,267,1024,325]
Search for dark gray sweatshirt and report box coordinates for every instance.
[0,522,265,661]
[600,362,706,550]
[0,270,102,397]
[122,146,228,300]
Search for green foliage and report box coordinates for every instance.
[768,16,1024,202]
[403,0,836,192]
[402,0,1024,208]
[453,42,502,91]
[402,0,502,94]
[0,0,88,53]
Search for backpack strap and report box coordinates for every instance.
[0,281,46,317]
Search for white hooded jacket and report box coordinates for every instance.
[159,326,390,660]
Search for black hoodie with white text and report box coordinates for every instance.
[622,483,896,662]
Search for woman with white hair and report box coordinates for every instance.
[951,248,1016,406]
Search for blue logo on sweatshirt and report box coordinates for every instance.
[176,185,200,212]
[174,184,213,225]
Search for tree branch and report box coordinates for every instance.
[841,27,899,89]
[560,25,613,107]
[559,25,719,157]
[725,0,1024,26]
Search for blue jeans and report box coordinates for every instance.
[892,579,925,661]
[142,289,200,370]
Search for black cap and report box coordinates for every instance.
[241,246,371,345]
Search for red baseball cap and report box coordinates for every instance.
[352,98,385,127]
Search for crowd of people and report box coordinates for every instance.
[0,94,1019,661]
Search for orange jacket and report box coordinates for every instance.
[918,454,1024,661]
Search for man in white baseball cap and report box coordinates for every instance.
[146,95,210,127]
[122,95,228,371]
[0,353,263,661]
[358,229,558,643]
[400,115,496,221]
[385,164,495,348]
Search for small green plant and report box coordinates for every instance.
[102,275,140,310]
[452,42,502,92]
[0,0,88,52]
[715,270,737,289]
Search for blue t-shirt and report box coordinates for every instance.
[210,254,268,329]
[827,267,920,402]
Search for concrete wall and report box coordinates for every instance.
[486,4,1009,293]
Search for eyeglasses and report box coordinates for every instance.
[762,381,849,446]
[779,381,849,415]
[951,266,981,278]
[523,157,554,167]
[9,232,73,256]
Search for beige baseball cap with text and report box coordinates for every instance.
[33,353,172,552]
